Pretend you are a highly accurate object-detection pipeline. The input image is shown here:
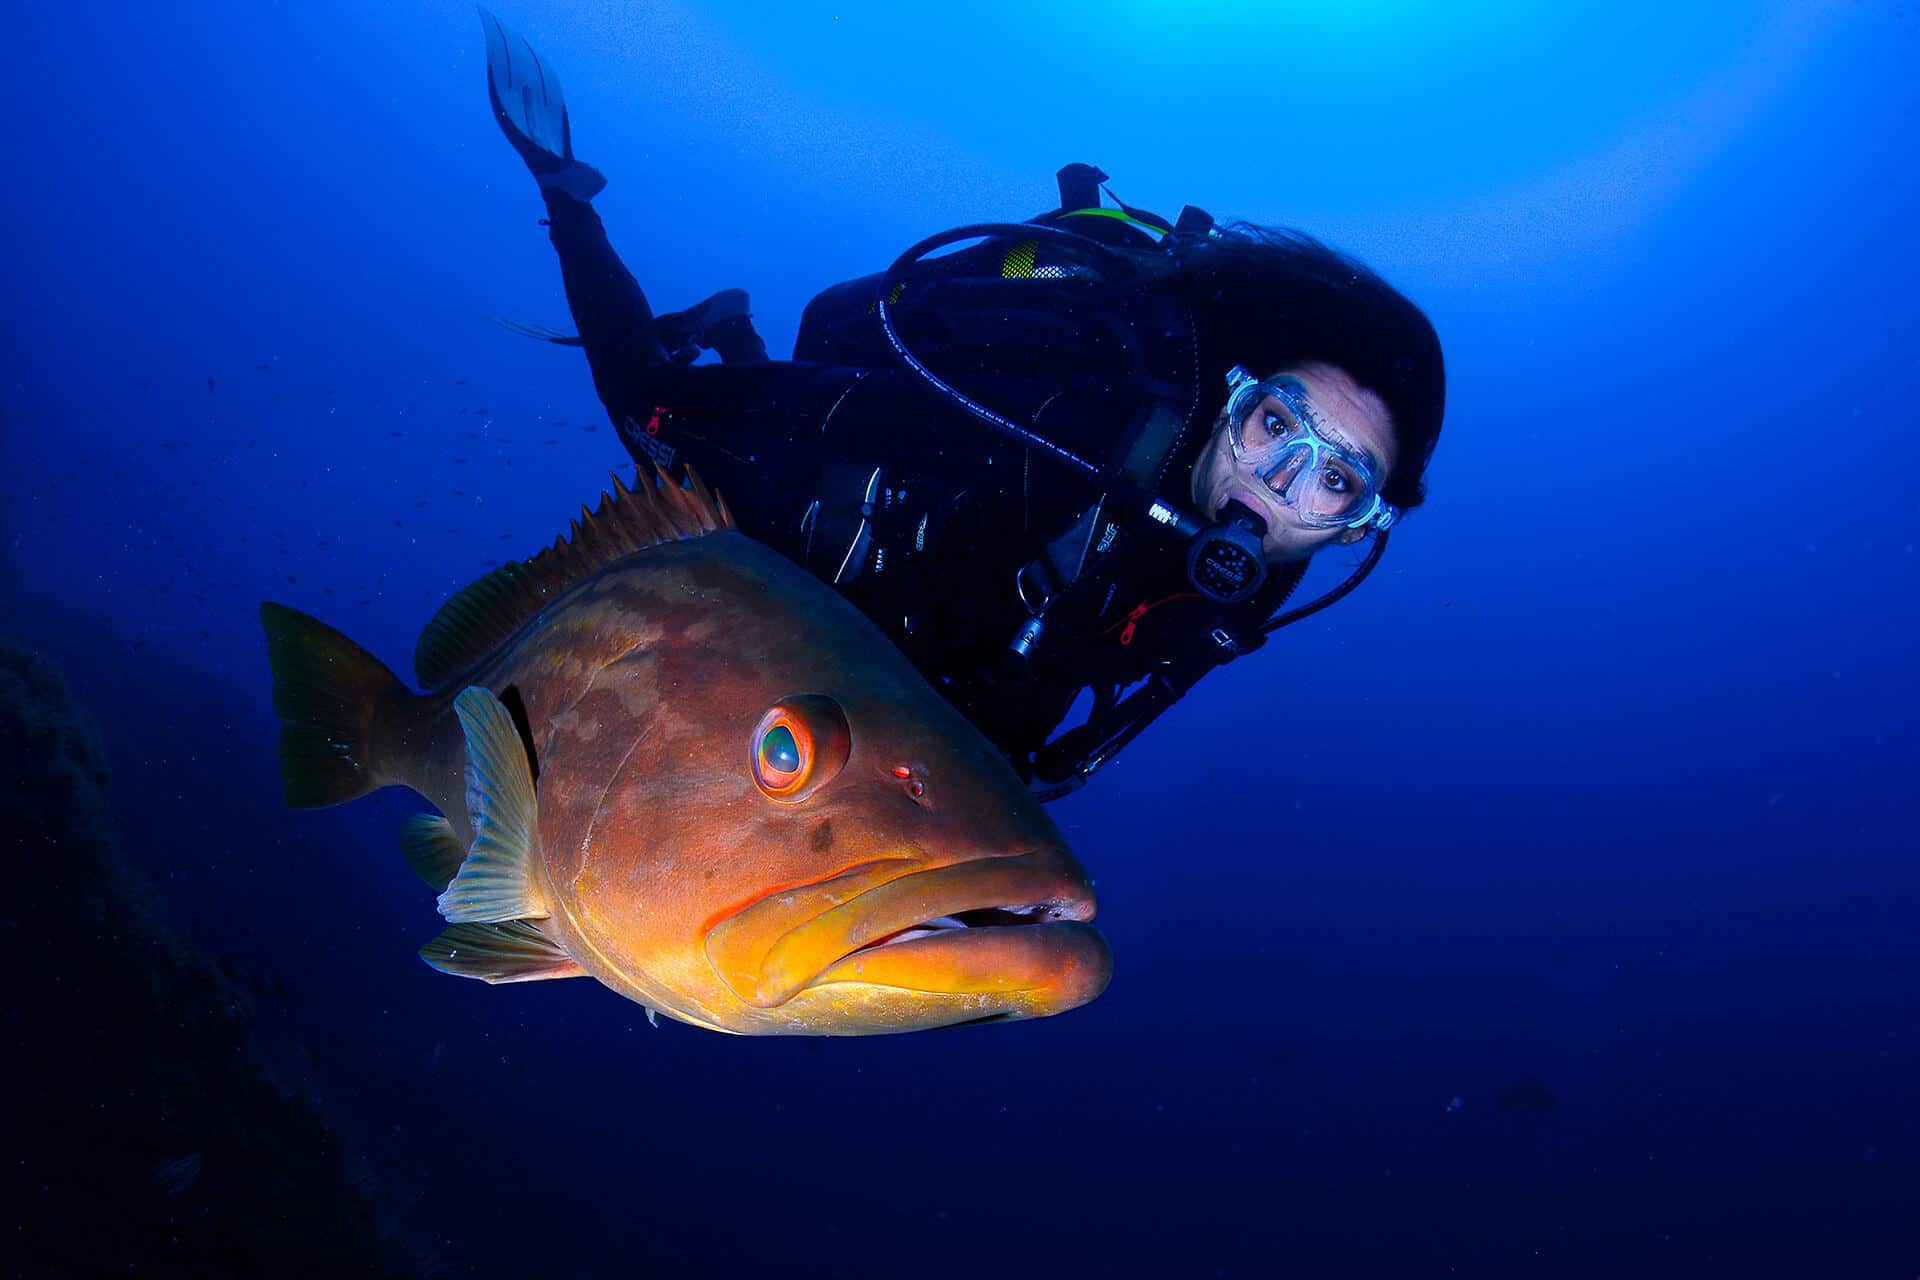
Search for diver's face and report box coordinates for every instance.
[1188,361,1399,564]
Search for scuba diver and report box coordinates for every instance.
[479,12,1446,799]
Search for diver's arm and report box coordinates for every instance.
[1029,674,1183,799]
[1028,609,1266,799]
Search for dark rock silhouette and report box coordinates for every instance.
[1,640,412,1277]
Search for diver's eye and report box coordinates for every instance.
[1320,465,1351,494]
[750,696,852,802]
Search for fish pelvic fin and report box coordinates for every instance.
[401,814,467,891]
[260,602,421,808]
[420,920,584,984]
[437,687,550,924]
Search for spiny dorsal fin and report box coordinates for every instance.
[419,920,586,984]
[413,465,734,691]
[438,687,548,925]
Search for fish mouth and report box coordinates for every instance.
[705,849,1108,1014]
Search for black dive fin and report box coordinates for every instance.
[492,315,586,346]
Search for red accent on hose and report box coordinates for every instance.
[1107,592,1201,647]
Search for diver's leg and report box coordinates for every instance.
[608,362,824,553]
[540,190,671,415]
[656,290,771,366]
[708,311,770,365]
[484,11,665,414]
[608,362,883,548]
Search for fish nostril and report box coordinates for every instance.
[891,763,927,801]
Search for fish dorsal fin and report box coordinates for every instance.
[419,920,586,984]
[438,687,549,924]
[414,466,735,691]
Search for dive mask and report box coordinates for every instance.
[1223,366,1397,531]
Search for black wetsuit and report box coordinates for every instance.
[539,188,1290,793]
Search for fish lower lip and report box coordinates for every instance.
[808,918,1111,1012]
[707,850,1097,1008]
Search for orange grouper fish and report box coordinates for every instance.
[259,468,1109,1035]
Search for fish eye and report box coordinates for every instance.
[759,724,801,777]
[750,696,852,801]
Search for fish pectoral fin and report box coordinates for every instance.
[437,687,550,924]
[401,814,466,890]
[420,921,585,984]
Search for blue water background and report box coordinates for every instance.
[4,2,1916,1274]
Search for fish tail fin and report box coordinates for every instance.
[260,602,418,808]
